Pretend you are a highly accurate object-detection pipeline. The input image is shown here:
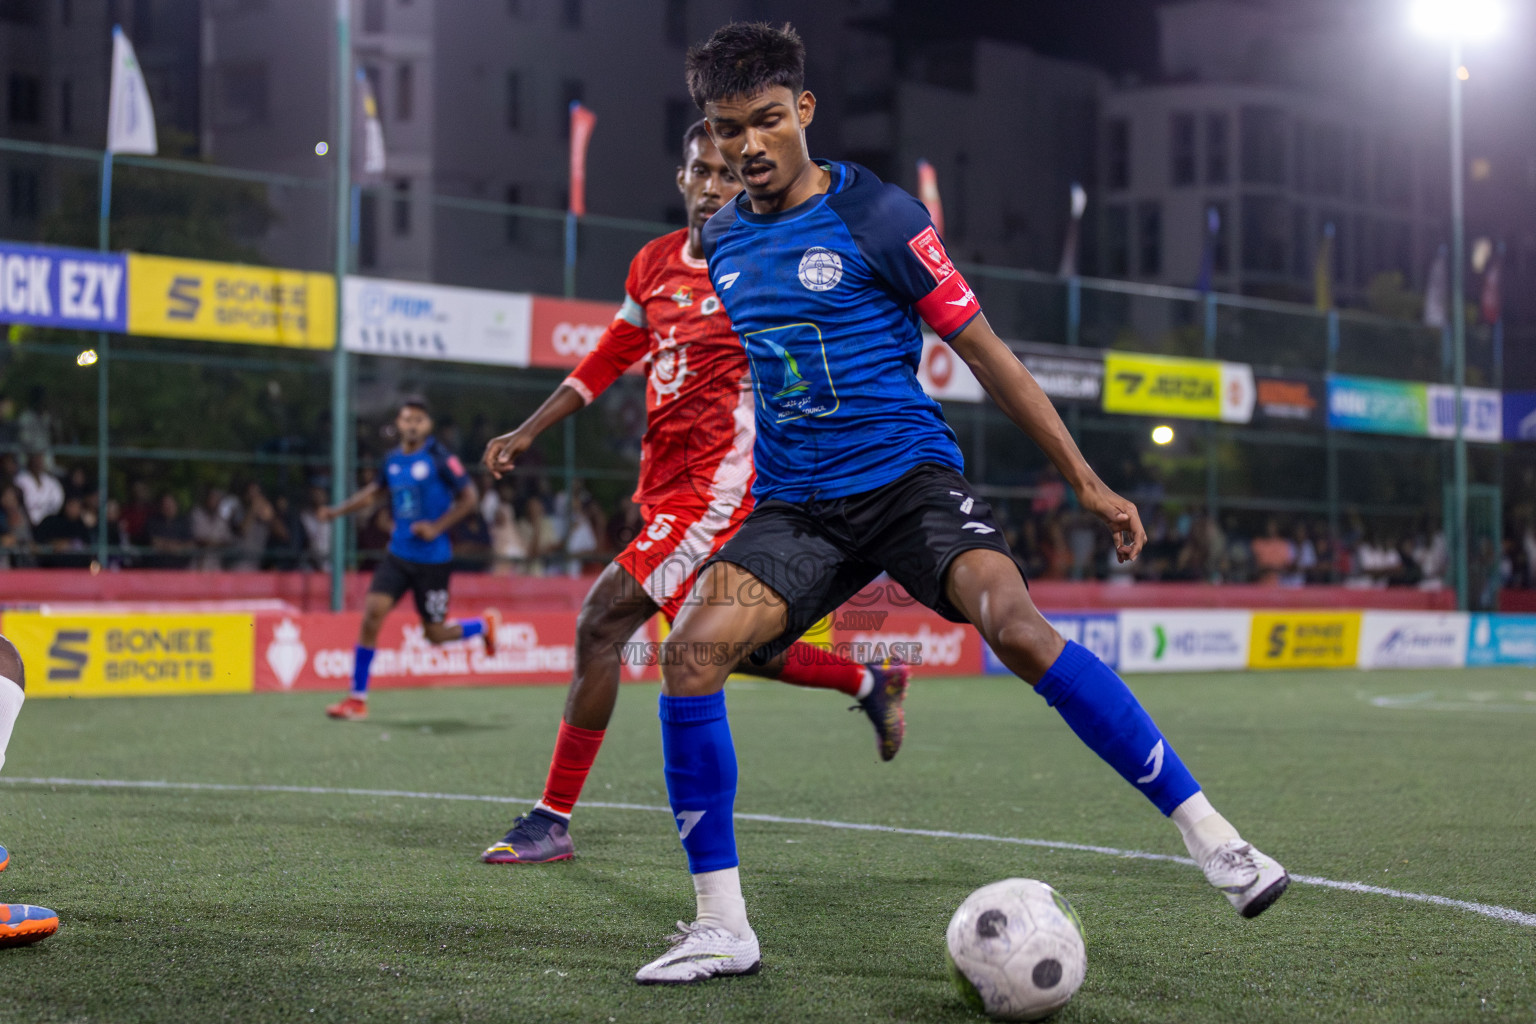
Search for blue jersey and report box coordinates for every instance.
[701,161,982,502]
[379,438,470,564]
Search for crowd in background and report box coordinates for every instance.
[4,447,1535,596]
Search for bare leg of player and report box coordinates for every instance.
[944,549,1289,918]
[0,634,61,948]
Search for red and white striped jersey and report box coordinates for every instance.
[564,228,754,512]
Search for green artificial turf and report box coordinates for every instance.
[2,669,1534,1022]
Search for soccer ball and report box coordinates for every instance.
[945,878,1086,1021]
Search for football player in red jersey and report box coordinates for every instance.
[477,121,908,865]
[0,633,60,949]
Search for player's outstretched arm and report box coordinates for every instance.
[947,315,1146,563]
[317,482,384,524]
[483,386,585,479]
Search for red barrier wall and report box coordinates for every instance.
[0,569,1461,613]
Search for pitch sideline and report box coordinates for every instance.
[3,775,1534,929]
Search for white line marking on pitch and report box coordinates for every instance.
[5,775,1534,929]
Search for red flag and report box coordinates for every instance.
[916,159,944,236]
[1480,247,1503,325]
[568,101,597,217]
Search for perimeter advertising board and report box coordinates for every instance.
[127,253,335,348]
[1,611,253,698]
[1356,612,1469,669]
[1101,352,1253,423]
[1467,614,1536,666]
[1118,610,1251,672]
[342,277,531,365]
[1248,611,1361,669]
[0,241,127,332]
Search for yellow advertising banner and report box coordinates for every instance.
[127,253,335,348]
[2,612,254,698]
[1102,352,1224,420]
[1248,611,1361,670]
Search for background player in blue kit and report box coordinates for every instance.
[318,399,496,721]
[632,23,1289,985]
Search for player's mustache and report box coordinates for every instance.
[741,158,775,176]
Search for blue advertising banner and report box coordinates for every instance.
[985,613,1119,674]
[1504,391,1536,442]
[1326,375,1428,436]
[0,241,128,333]
[1467,614,1536,666]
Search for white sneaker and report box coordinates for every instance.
[1202,839,1290,918]
[634,921,762,985]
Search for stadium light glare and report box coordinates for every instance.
[1410,0,1503,40]
[76,349,99,367]
[1151,425,1174,445]
[314,141,329,156]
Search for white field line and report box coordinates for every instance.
[4,775,1534,929]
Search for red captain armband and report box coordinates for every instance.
[907,226,980,339]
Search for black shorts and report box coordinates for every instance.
[704,462,1024,664]
[369,554,452,624]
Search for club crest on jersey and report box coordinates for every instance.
[907,226,956,283]
[798,247,843,292]
[670,286,694,308]
[410,460,430,480]
[649,326,694,402]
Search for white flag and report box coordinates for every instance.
[1423,244,1448,329]
[357,69,386,178]
[107,25,158,155]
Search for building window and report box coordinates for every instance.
[392,178,411,237]
[1210,201,1230,273]
[395,63,413,122]
[1292,118,1309,193]
[59,79,72,134]
[1313,123,1346,198]
[1103,204,1130,276]
[358,192,378,269]
[664,98,693,156]
[560,79,585,138]
[505,71,521,131]
[362,0,385,33]
[1105,119,1129,191]
[1240,105,1287,186]
[665,0,687,47]
[1291,206,1312,280]
[1241,194,1287,273]
[7,74,41,125]
[8,168,39,220]
[362,64,384,121]
[1205,112,1229,184]
[1170,112,1196,187]
[504,184,522,242]
[1137,201,1162,276]
[561,0,582,28]
[213,62,268,128]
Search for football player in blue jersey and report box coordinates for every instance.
[318,398,496,720]
[632,22,1287,984]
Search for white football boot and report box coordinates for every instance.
[1201,839,1290,918]
[634,921,762,985]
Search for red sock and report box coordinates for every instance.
[539,720,606,817]
[775,642,868,697]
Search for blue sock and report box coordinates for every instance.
[1035,641,1200,815]
[459,618,485,640]
[658,691,738,874]
[352,645,375,696]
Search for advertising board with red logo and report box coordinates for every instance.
[254,609,658,691]
[828,606,984,678]
[528,295,640,374]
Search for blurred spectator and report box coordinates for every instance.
[357,502,393,571]
[145,494,195,569]
[16,387,54,458]
[0,398,17,446]
[301,485,332,567]
[1250,519,1295,584]
[1354,531,1400,586]
[15,453,63,526]
[0,485,33,565]
[490,498,528,572]
[1031,466,1066,517]
[265,494,306,570]
[121,479,156,546]
[452,503,493,572]
[34,496,94,568]
[191,488,235,571]
[61,465,93,503]
[236,482,287,570]
[1392,538,1424,588]
[607,495,643,552]
[1066,511,1097,581]
[521,493,560,574]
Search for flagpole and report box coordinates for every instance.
[329,0,352,612]
[95,149,113,568]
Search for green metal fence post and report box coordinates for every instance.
[1326,309,1340,575]
[1203,292,1218,525]
[95,151,113,568]
[328,0,352,612]
[1449,37,1470,612]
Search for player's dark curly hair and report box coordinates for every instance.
[681,118,712,161]
[685,22,805,110]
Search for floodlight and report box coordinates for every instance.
[1151,425,1174,445]
[1410,0,1503,40]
